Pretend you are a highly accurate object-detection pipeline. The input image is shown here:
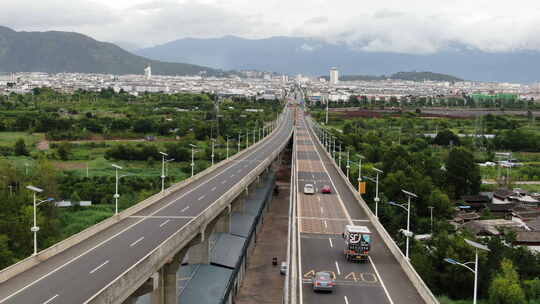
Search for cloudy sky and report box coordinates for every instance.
[2,0,540,53]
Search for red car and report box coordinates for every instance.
[321,185,332,194]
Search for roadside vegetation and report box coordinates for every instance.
[0,88,283,268]
[309,105,540,303]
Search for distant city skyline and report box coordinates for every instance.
[2,0,540,54]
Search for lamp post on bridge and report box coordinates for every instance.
[26,185,54,256]
[112,164,123,214]
[189,144,197,177]
[159,152,168,193]
[388,189,417,259]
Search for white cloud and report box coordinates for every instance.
[2,0,540,53]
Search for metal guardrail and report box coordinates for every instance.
[306,117,440,304]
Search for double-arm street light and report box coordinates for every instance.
[444,239,490,304]
[159,152,168,193]
[189,144,197,177]
[363,167,383,218]
[27,185,54,256]
[112,164,123,214]
[388,189,417,259]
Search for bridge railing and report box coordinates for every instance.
[0,111,287,284]
[307,117,440,304]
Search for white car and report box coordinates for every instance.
[304,183,315,194]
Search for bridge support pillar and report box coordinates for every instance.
[214,206,231,233]
[151,248,188,304]
[187,225,212,265]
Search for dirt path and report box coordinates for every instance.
[37,140,49,150]
[235,175,290,304]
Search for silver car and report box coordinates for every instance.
[304,183,315,194]
[312,271,335,292]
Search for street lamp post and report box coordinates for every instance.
[332,137,336,159]
[190,144,197,177]
[444,240,490,304]
[357,154,364,190]
[112,164,122,214]
[253,128,256,144]
[211,139,215,166]
[338,144,342,169]
[26,185,54,256]
[389,189,417,259]
[226,136,229,159]
[346,150,350,180]
[246,130,249,147]
[373,168,383,218]
[159,152,168,193]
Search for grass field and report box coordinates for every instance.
[0,132,44,148]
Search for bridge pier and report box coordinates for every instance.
[214,206,231,233]
[152,247,188,304]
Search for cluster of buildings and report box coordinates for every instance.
[456,188,540,252]
[2,67,540,104]
[303,68,540,103]
[0,70,290,101]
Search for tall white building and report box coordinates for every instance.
[330,67,339,85]
[144,65,152,80]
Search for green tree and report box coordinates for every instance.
[57,143,71,161]
[488,259,526,304]
[0,234,16,268]
[14,138,28,156]
[445,147,481,199]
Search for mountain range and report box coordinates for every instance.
[136,36,540,83]
[0,26,219,76]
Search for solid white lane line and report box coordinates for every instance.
[344,296,349,304]
[42,294,59,304]
[159,219,171,227]
[369,256,394,304]
[129,237,144,247]
[198,195,205,201]
[335,261,341,275]
[329,238,333,248]
[211,187,216,191]
[89,260,109,274]
[324,220,328,229]
[180,206,190,213]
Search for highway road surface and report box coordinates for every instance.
[294,109,425,304]
[0,109,293,304]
